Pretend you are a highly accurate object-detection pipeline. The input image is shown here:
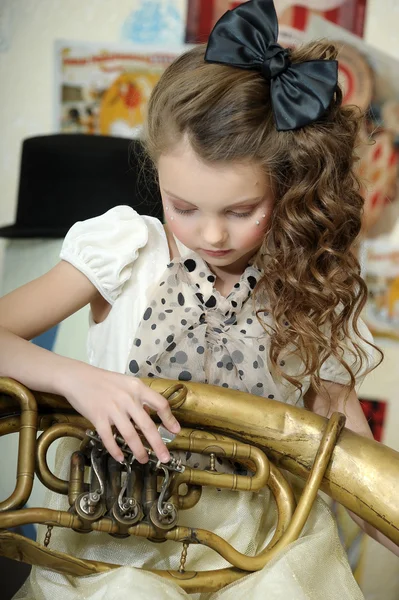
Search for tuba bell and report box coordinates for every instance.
[0,376,398,594]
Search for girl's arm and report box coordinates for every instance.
[0,261,180,463]
[304,381,399,557]
[0,260,97,385]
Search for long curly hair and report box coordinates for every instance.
[143,43,382,399]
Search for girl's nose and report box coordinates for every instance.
[201,220,228,247]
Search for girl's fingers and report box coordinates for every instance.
[96,421,124,463]
[139,385,181,434]
[112,414,149,464]
[131,409,171,462]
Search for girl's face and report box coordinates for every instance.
[158,139,274,271]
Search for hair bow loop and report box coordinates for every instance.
[204,0,338,131]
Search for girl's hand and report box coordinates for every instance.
[59,362,180,463]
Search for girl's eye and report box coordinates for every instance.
[229,211,252,218]
[171,207,254,218]
[173,207,195,215]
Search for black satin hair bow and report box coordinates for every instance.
[204,0,338,131]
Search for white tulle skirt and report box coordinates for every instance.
[14,438,364,600]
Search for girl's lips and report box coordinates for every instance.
[201,249,233,257]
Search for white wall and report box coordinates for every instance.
[0,0,398,597]
[0,0,142,227]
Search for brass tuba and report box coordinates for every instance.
[0,376,398,594]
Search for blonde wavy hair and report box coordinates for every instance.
[143,43,382,398]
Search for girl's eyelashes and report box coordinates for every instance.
[230,211,253,218]
[173,207,195,215]
[170,205,254,218]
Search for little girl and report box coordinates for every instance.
[2,1,398,599]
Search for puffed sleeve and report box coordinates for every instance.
[60,205,148,304]
[319,316,380,385]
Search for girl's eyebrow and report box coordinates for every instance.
[162,189,264,207]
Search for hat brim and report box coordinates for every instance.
[0,224,69,239]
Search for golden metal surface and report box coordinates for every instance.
[145,379,399,545]
[36,424,87,494]
[0,376,398,594]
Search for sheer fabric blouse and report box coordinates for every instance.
[60,206,379,406]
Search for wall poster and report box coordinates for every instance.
[54,42,188,139]
[185,0,368,46]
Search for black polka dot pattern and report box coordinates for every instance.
[225,313,237,326]
[184,259,196,272]
[126,250,280,401]
[178,370,192,381]
[143,307,152,321]
[205,295,217,309]
[129,359,139,374]
[178,293,185,306]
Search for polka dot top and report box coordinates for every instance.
[126,251,281,399]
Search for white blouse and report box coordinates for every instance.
[60,206,379,406]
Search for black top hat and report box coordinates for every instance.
[0,134,162,238]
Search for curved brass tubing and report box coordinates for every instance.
[0,379,37,511]
[0,507,84,531]
[0,530,243,593]
[169,430,269,493]
[271,412,345,549]
[36,423,87,494]
[69,451,87,506]
[264,462,296,549]
[0,413,89,437]
[144,378,399,546]
[0,464,296,579]
[162,414,343,572]
[173,484,202,510]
